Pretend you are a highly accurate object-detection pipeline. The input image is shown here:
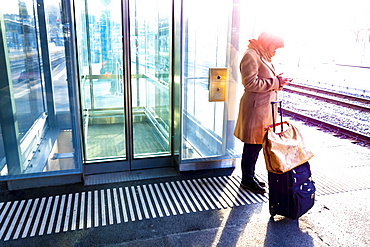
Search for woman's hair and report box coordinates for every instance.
[257,32,284,49]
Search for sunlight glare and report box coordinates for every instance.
[239,0,370,78]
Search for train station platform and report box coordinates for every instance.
[0,119,369,246]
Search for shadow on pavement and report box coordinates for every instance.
[264,216,314,247]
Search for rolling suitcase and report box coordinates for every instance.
[266,101,316,220]
[268,162,315,219]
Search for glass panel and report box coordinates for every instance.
[45,2,69,113]
[7,1,44,139]
[75,0,125,161]
[43,0,78,172]
[0,0,80,177]
[182,0,231,159]
[3,0,48,175]
[130,0,172,158]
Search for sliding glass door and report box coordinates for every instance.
[74,0,173,172]
[129,0,172,159]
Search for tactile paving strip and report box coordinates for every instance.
[1,169,368,242]
[0,175,267,241]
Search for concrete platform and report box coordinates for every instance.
[0,119,369,246]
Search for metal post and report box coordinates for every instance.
[83,0,95,109]
[225,0,241,151]
[36,0,57,127]
[60,0,83,168]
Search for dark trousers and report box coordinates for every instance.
[241,143,262,183]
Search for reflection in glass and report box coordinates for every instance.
[6,1,44,139]
[0,0,79,177]
[45,2,69,113]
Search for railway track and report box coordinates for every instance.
[281,83,370,146]
[283,83,370,111]
[282,108,370,145]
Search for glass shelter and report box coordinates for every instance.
[0,0,240,190]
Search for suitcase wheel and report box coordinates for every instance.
[269,207,276,218]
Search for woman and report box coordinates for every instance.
[234,32,291,193]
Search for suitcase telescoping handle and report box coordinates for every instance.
[271,101,284,133]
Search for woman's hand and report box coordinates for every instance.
[277,73,293,88]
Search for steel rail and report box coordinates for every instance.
[283,88,370,112]
[282,108,370,144]
[284,83,370,106]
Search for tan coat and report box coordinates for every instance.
[234,49,280,144]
